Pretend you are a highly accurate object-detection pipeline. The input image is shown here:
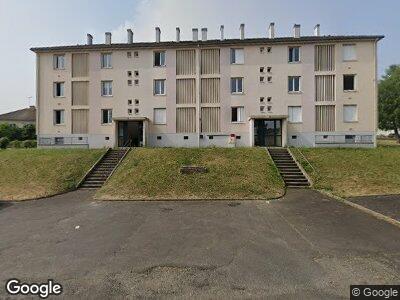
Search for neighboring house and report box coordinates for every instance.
[30,24,383,148]
[0,106,36,127]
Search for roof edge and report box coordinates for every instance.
[30,35,384,53]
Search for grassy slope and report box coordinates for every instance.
[96,148,285,200]
[0,148,105,200]
[292,145,400,197]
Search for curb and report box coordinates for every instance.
[318,189,400,229]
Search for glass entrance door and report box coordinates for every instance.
[118,121,143,147]
[254,119,282,147]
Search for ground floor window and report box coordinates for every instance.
[231,107,244,123]
[54,110,65,125]
[101,109,112,124]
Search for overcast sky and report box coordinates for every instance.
[0,0,399,114]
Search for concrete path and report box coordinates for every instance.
[0,189,399,299]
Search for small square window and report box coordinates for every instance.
[260,47,264,53]
[323,135,328,139]
[134,108,139,114]
[260,76,265,83]
[128,80,132,86]
[134,70,139,77]
[209,135,214,140]
[260,97,265,103]
[260,106,265,112]
[260,67,264,73]
[183,136,188,140]
[267,97,272,102]
[105,136,110,140]
[78,137,83,141]
[127,71,132,77]
[343,75,356,91]
[55,137,64,145]
[128,109,133,115]
[267,106,272,112]
[267,67,272,73]
[267,47,271,53]
[267,76,272,83]
[128,99,133,105]
[134,51,139,57]
[135,99,139,105]
[292,135,297,140]
[157,136,162,140]
[134,79,139,86]
[236,136,241,140]
[127,52,132,58]
[200,134,204,139]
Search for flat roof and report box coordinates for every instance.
[30,35,384,53]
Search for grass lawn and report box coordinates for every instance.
[0,148,105,200]
[377,138,399,146]
[292,145,400,197]
[96,148,285,200]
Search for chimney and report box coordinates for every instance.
[176,27,180,42]
[239,23,245,40]
[127,29,133,43]
[293,24,300,38]
[201,28,207,41]
[268,22,275,39]
[314,24,320,36]
[220,25,224,40]
[87,34,93,45]
[155,27,161,42]
[105,32,112,44]
[192,28,198,41]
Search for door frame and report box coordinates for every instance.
[116,120,145,147]
[249,117,287,147]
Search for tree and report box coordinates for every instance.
[21,124,36,140]
[379,65,400,142]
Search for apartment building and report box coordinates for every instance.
[31,24,383,148]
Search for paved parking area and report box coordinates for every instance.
[0,189,399,299]
[348,194,400,222]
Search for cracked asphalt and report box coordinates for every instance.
[0,189,399,299]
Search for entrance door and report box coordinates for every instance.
[118,121,143,147]
[254,119,282,147]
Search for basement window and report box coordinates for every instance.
[78,137,83,141]
[157,136,162,140]
[183,136,189,140]
[292,135,297,140]
[200,134,204,139]
[55,137,64,145]
[105,137,110,140]
[236,136,241,140]
[209,135,214,140]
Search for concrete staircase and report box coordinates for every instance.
[268,148,310,188]
[80,148,129,189]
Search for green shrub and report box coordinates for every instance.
[0,137,10,149]
[8,140,22,148]
[21,140,37,148]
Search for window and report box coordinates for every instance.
[53,55,65,69]
[55,137,64,145]
[343,44,357,61]
[267,67,272,73]
[267,106,272,112]
[134,79,139,85]
[260,47,264,53]
[134,51,139,57]
[183,136,189,140]
[267,76,272,83]
[54,82,65,97]
[260,76,265,83]
[343,105,358,122]
[231,107,244,123]
[128,80,132,86]
[154,108,166,124]
[101,81,113,96]
[134,99,139,105]
[157,136,162,140]
[260,67,264,73]
[288,106,302,123]
[267,47,271,53]
[230,48,244,64]
[101,53,112,68]
[127,51,132,58]
[128,109,133,115]
[154,79,166,95]
[267,97,272,102]
[288,76,301,92]
[154,51,166,67]
[288,47,300,63]
[343,75,356,91]
[134,108,139,114]
[128,99,132,105]
[54,110,65,125]
[127,71,132,77]
[134,70,139,77]
[260,97,265,103]
[101,109,112,124]
[231,77,243,94]
[260,106,265,112]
